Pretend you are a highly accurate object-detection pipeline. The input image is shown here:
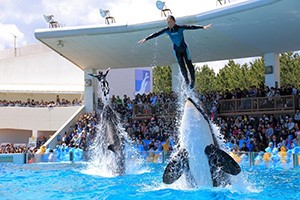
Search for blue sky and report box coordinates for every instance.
[0,0,254,72]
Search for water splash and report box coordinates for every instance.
[151,38,159,66]
[85,86,146,177]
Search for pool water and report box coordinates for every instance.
[0,162,299,200]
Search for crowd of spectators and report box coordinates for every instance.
[124,114,177,153]
[203,83,299,102]
[57,111,98,151]
[1,83,300,157]
[214,112,300,153]
[0,112,97,155]
[0,143,39,162]
[0,143,28,154]
[103,82,300,155]
[0,95,82,107]
[99,92,178,119]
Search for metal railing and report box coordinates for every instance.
[2,150,299,169]
[219,95,299,116]
[131,95,299,119]
[132,103,177,120]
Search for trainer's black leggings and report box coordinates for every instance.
[174,47,195,88]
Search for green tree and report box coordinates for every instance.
[215,60,244,91]
[152,66,172,93]
[280,52,300,88]
[152,52,300,94]
[247,58,265,87]
[195,65,217,92]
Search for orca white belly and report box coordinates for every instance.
[179,100,214,187]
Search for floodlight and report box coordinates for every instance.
[99,9,115,25]
[156,1,165,11]
[155,1,172,17]
[44,14,54,23]
[99,9,110,18]
[43,14,60,28]
[216,0,231,6]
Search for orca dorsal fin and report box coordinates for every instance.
[163,148,189,184]
[205,144,241,175]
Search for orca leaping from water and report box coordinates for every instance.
[93,104,126,176]
[163,98,241,187]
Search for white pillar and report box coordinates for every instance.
[28,130,38,147]
[32,130,38,139]
[84,68,95,113]
[264,52,280,88]
[171,63,181,92]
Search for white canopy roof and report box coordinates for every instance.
[35,0,300,70]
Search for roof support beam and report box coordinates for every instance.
[264,52,280,88]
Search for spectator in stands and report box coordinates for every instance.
[240,142,249,152]
[265,123,274,142]
[294,109,300,124]
[287,117,295,130]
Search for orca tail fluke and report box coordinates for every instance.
[163,148,189,184]
[205,144,241,176]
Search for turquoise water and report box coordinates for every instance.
[0,162,299,200]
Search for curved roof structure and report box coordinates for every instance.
[34,0,300,70]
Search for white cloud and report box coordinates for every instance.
[0,23,24,50]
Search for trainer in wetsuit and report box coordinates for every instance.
[88,67,111,96]
[138,15,212,89]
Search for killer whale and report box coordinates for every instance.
[163,97,241,187]
[91,104,126,176]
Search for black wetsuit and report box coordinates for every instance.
[145,24,205,88]
[88,70,110,96]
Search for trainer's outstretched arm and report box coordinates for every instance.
[138,38,146,44]
[203,24,212,29]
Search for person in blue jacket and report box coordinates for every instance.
[138,15,212,89]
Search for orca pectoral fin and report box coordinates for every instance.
[205,144,241,175]
[163,148,189,184]
[108,144,116,153]
[215,148,241,175]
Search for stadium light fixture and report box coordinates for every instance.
[43,14,60,28]
[99,9,116,25]
[216,0,231,6]
[155,1,172,17]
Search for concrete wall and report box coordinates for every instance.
[0,44,153,100]
[0,106,81,131]
[0,129,31,144]
[0,44,84,93]
[102,67,153,99]
[0,153,25,164]
[0,106,82,145]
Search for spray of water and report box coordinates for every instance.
[83,86,147,177]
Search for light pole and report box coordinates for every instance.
[10,33,17,57]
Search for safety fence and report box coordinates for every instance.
[130,95,300,119]
[219,95,299,116]
[1,150,300,168]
